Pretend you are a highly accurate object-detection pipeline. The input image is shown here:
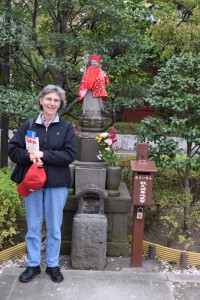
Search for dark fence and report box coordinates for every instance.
[123,106,155,122]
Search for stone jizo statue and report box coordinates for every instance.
[78,54,109,118]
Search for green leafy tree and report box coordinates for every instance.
[145,0,200,59]
[139,52,200,230]
[1,1,199,122]
[0,0,152,122]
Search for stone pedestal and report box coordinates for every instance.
[61,182,131,257]
[76,116,110,162]
[71,214,107,270]
[62,113,131,265]
[71,184,108,270]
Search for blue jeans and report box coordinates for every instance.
[23,187,68,267]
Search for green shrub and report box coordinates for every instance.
[114,122,141,135]
[117,154,135,192]
[117,155,200,250]
[145,167,200,249]
[0,168,25,249]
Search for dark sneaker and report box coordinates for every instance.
[19,266,41,283]
[45,266,64,283]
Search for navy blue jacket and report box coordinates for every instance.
[8,114,77,188]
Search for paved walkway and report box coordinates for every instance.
[0,257,200,300]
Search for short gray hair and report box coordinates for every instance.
[37,85,66,110]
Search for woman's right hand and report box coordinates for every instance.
[33,158,44,167]
[28,150,44,167]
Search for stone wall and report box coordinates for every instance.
[116,134,194,155]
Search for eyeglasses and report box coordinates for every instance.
[43,97,61,104]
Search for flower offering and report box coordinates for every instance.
[96,128,118,166]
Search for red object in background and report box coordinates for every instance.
[123,105,155,122]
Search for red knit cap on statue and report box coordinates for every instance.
[89,54,101,64]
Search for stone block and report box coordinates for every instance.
[112,213,128,242]
[75,166,106,191]
[107,241,130,257]
[106,213,128,243]
[106,213,113,241]
[71,214,107,270]
[104,183,131,213]
[76,135,100,161]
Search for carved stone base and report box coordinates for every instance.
[79,116,110,132]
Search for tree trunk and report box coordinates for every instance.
[183,141,192,230]
[0,0,11,168]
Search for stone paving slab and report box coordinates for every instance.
[1,268,174,300]
[166,273,200,300]
[166,273,200,282]
[172,282,200,300]
[1,257,200,300]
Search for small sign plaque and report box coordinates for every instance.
[132,173,153,205]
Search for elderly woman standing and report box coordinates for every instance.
[8,85,76,283]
